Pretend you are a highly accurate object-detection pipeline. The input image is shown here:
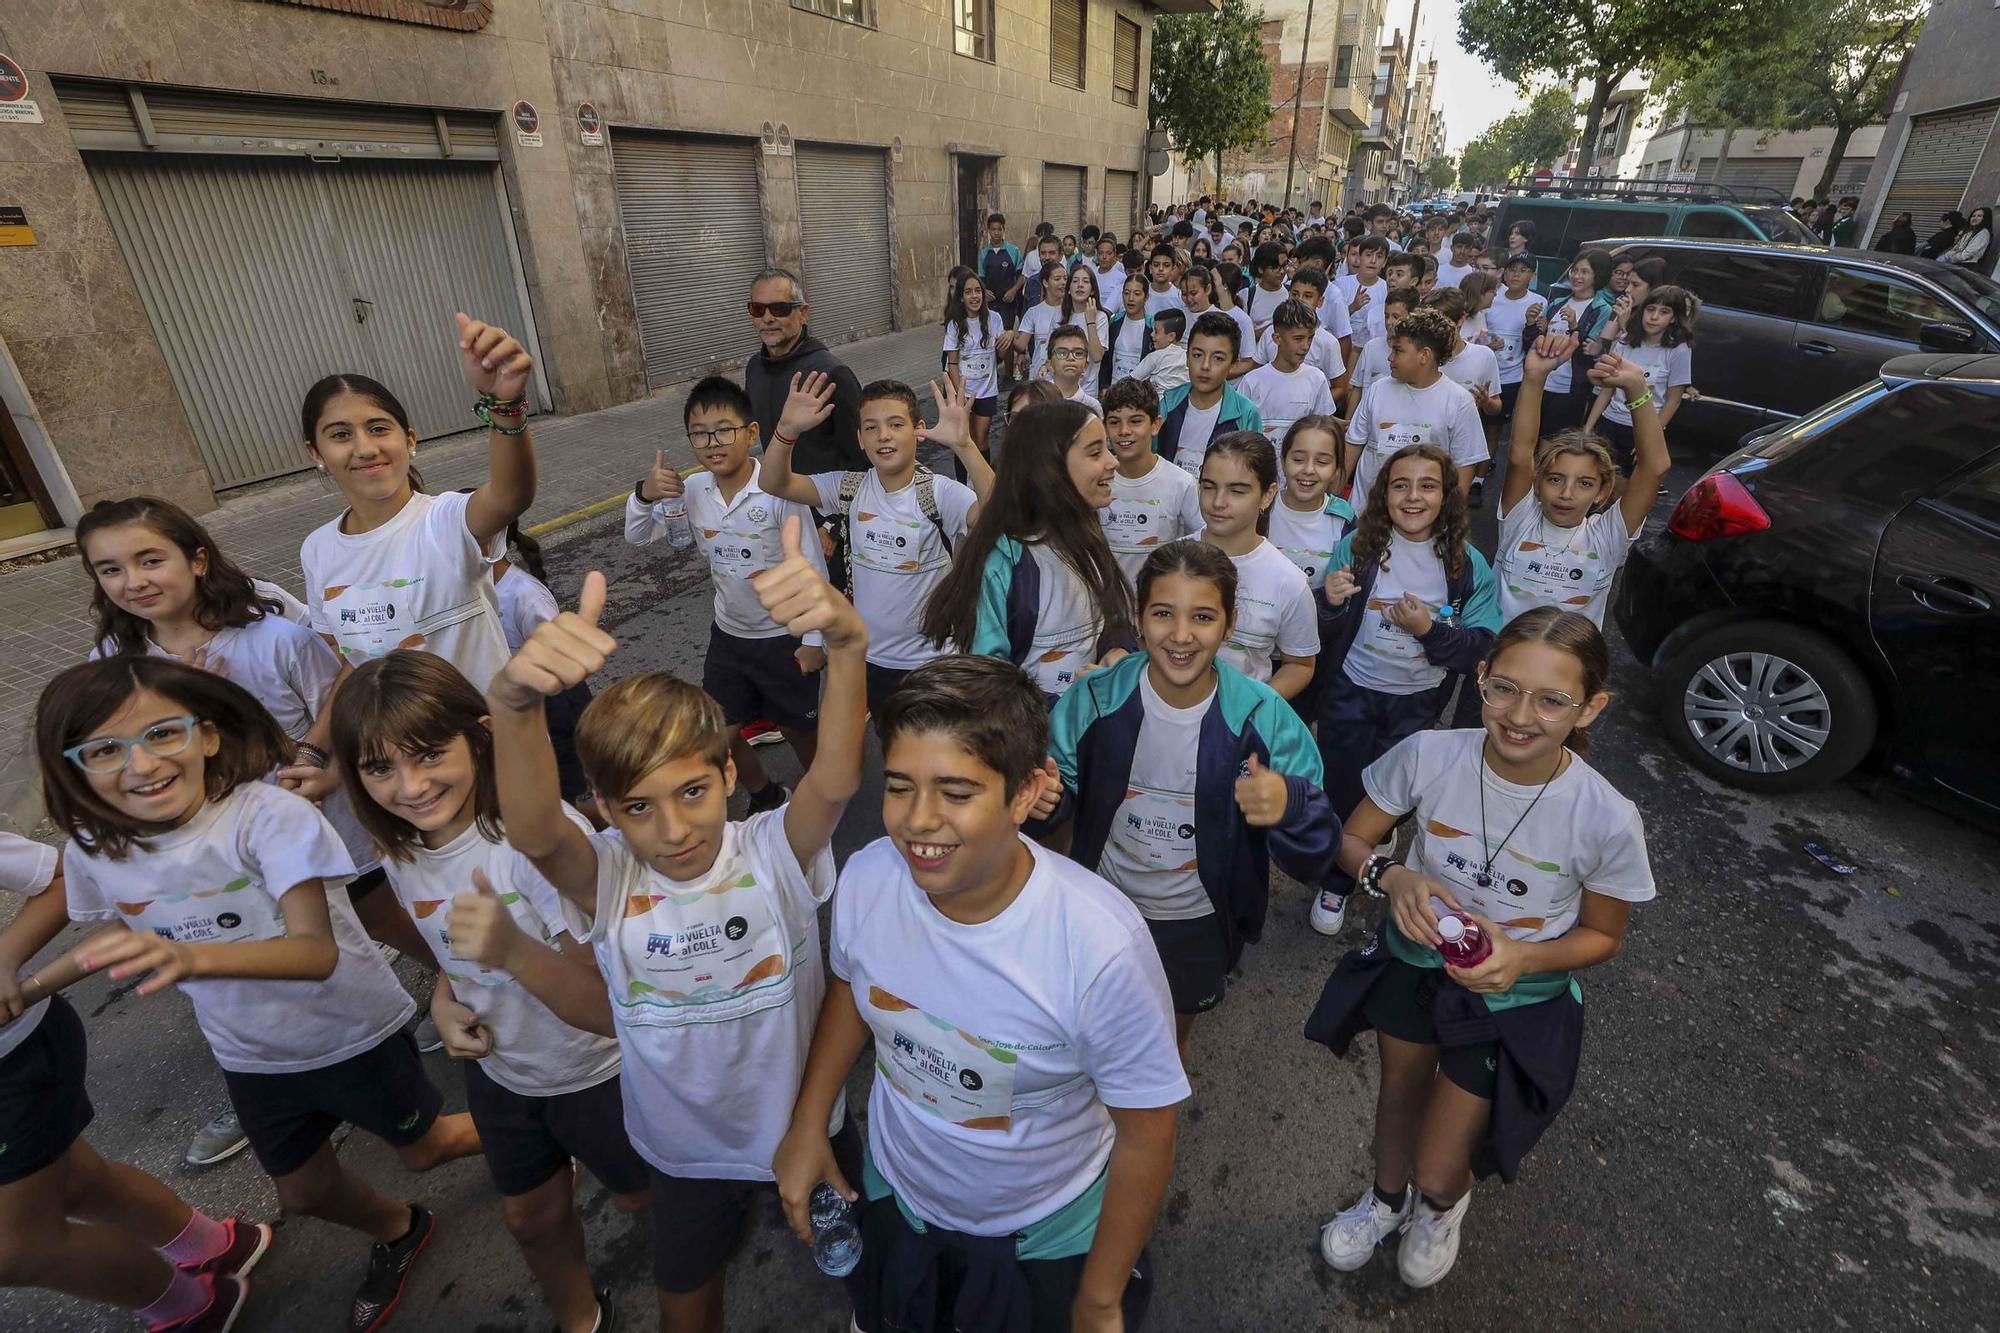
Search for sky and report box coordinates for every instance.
[1410,0,1531,154]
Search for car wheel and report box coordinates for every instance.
[1658,621,1878,794]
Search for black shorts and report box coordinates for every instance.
[463,1062,649,1199]
[1596,417,1636,475]
[1145,914,1229,1016]
[865,663,912,716]
[703,625,821,733]
[223,1029,444,1177]
[971,395,999,419]
[0,996,93,1186]
[346,865,388,903]
[1361,958,1499,1099]
[647,1119,864,1293]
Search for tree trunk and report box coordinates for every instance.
[1815,121,1858,201]
[1215,147,1225,197]
[1576,72,1615,176]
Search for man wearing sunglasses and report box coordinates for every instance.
[742,266,864,477]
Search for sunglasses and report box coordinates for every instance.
[747,301,801,319]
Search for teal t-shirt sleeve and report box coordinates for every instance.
[1046,682,1089,790]
[1237,392,1265,435]
[969,536,1020,659]
[1461,548,1502,632]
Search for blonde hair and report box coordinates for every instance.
[1535,428,1620,497]
[575,673,731,800]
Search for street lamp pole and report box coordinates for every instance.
[1282,0,1318,208]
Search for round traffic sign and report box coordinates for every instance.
[577,102,601,136]
[0,55,28,104]
[512,100,540,135]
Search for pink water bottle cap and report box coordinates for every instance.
[1438,916,1468,944]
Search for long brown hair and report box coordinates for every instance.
[1350,443,1470,580]
[1486,607,1610,755]
[76,498,284,658]
[328,653,502,862]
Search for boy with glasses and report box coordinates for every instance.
[1044,326,1103,414]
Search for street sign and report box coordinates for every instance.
[512,100,542,148]
[0,54,27,102]
[1147,149,1169,176]
[577,102,603,146]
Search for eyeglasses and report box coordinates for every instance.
[1478,677,1584,723]
[64,716,202,774]
[747,301,801,319]
[688,425,748,448]
[1050,348,1088,361]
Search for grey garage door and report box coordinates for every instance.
[614,133,770,387]
[1714,156,1803,197]
[796,144,895,344]
[1881,103,2000,232]
[1104,169,1138,240]
[1042,163,1086,239]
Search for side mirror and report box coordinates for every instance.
[1919,321,1976,352]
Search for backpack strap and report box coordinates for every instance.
[912,467,954,557]
[836,471,866,592]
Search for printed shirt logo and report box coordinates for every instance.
[319,570,485,662]
[1505,538,1608,610]
[853,510,945,575]
[609,858,800,1030]
[1099,498,1166,552]
[1419,818,1564,935]
[867,985,1047,1132]
[1111,783,1200,872]
[114,876,284,946]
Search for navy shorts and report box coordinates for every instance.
[1497,380,1523,421]
[463,1062,649,1198]
[865,662,913,716]
[223,1029,443,1177]
[971,395,999,419]
[1362,958,1500,1098]
[703,625,821,732]
[0,996,93,1186]
[1146,914,1229,1015]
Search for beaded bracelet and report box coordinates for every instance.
[1358,853,1391,899]
[474,397,530,435]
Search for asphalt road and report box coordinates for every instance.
[9,455,1998,1332]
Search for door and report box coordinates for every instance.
[956,154,989,268]
[1636,247,1813,445]
[613,133,769,387]
[0,405,55,540]
[1880,103,2000,237]
[1795,264,1973,407]
[795,144,894,345]
[1042,163,1085,240]
[1872,448,2000,809]
[1104,170,1138,241]
[1714,156,1802,197]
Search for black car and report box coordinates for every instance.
[1615,353,2000,820]
[1599,238,2000,455]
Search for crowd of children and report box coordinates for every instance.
[7,193,1700,1333]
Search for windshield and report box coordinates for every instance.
[1743,380,1887,465]
[1928,265,2000,326]
[1749,207,1818,244]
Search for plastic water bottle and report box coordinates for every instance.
[809,1182,861,1277]
[652,495,694,549]
[1436,913,1492,968]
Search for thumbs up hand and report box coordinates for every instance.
[1233,753,1289,827]
[752,516,866,655]
[641,450,684,504]
[455,313,534,402]
[445,868,521,973]
[1028,758,1064,822]
[493,570,617,710]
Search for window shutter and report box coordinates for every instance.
[1050,0,1085,90]
[1113,18,1139,105]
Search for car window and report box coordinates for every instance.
[1495,200,1571,255]
[1656,250,1809,319]
[1779,384,2000,502]
[1811,267,1958,341]
[1926,266,2000,327]
[1746,207,1820,244]
[1679,209,1760,240]
[1566,208,1669,253]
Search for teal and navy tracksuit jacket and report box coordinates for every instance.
[1155,385,1264,468]
[1318,532,1502,677]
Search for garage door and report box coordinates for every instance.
[1827,157,1875,198]
[1881,103,2000,231]
[1042,163,1086,239]
[796,144,894,345]
[1104,169,1138,239]
[62,83,533,490]
[614,133,769,387]
[1713,156,1802,198]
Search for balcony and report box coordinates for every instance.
[1359,114,1395,150]
[1328,73,1373,129]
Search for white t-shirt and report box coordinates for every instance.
[1442,343,1501,408]
[1021,542,1103,701]
[64,783,414,1074]
[1133,345,1190,396]
[1495,493,1634,628]
[1246,283,1290,330]
[383,806,621,1097]
[1267,497,1349,590]
[1603,341,1692,427]
[810,470,978,669]
[1341,534,1450,695]
[1346,375,1489,503]
[1237,362,1336,447]
[1099,672,1212,920]
[1018,301,1068,381]
[1144,286,1187,318]
[1334,276,1389,344]
[494,564,559,653]
[1256,327,1346,388]
[1484,290,1540,385]
[252,578,311,625]
[302,489,510,693]
[944,311,1007,401]
[1542,297,1596,394]
[1313,296,1355,343]
[1347,336,1391,403]
[1186,304,1254,361]
[682,462,830,641]
[1436,261,1475,291]
[1365,729,1655,943]
[831,836,1189,1235]
[1173,399,1225,480]
[0,833,58,1060]
[1063,383,1103,415]
[1111,317,1151,383]
[1092,264,1127,308]
[1102,461,1204,585]
[565,810,837,1179]
[1217,538,1318,682]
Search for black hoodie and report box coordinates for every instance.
[744,333,865,476]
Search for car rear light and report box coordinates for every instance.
[1668,472,1771,541]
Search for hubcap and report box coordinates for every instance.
[1683,651,1831,774]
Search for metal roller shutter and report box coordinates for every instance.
[1714,156,1802,197]
[1827,157,1874,197]
[1042,163,1085,239]
[1881,103,1999,231]
[795,144,894,344]
[1050,0,1086,90]
[54,78,499,160]
[613,133,769,387]
[85,153,531,489]
[1104,169,1137,239]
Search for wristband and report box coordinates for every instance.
[474,400,530,435]
[773,432,797,449]
[1627,389,1655,412]
[291,742,329,769]
[1358,854,1389,899]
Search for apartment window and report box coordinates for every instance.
[1051,0,1086,89]
[1334,44,1354,88]
[954,0,993,60]
[1113,17,1141,106]
[793,0,871,25]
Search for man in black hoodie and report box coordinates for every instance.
[742,267,865,474]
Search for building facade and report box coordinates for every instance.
[0,0,1195,544]
[1228,0,1383,213]
[1351,22,1409,204]
[1857,0,2000,257]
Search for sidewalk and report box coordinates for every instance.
[0,324,946,833]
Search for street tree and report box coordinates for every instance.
[1653,0,1922,199]
[1150,0,1274,194]
[1422,155,1458,194]
[1457,89,1581,187]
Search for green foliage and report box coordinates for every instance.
[1655,0,1919,134]
[1422,155,1459,193]
[1150,0,1275,167]
[1458,88,1581,187]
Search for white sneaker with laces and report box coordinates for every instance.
[1319,1184,1411,1271]
[1309,888,1348,936]
[1398,1191,1471,1288]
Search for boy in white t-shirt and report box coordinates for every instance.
[1130,308,1192,395]
[762,374,992,711]
[1143,246,1188,318]
[487,519,872,1331]
[1045,325,1104,415]
[1433,231,1482,292]
[627,375,830,814]
[1099,376,1204,585]
[1343,286,1417,420]
[1238,300,1338,447]
[1345,307,1489,503]
[1333,235,1391,346]
[1484,252,1545,421]
[1256,266,1350,394]
[773,657,1188,1331]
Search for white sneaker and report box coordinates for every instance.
[1398,1191,1471,1288]
[1319,1184,1410,1271]
[1309,888,1348,936]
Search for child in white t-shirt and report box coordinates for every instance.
[43,656,477,1326]
[1485,252,1545,419]
[1131,308,1192,395]
[943,264,1008,459]
[1269,416,1357,725]
[773,657,1188,1329]
[1583,285,1696,478]
[1237,299,1338,447]
[1344,308,1490,504]
[1334,235,1391,345]
[1342,286,1416,421]
[1044,325,1105,414]
[486,516,871,1325]
[1099,377,1204,586]
[1256,266,1349,394]
[1197,433,1319,699]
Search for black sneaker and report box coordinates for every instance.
[746,782,788,815]
[1467,478,1485,509]
[349,1204,435,1333]
[153,1273,248,1333]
